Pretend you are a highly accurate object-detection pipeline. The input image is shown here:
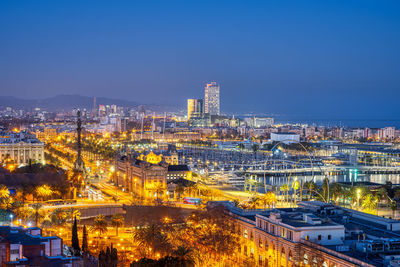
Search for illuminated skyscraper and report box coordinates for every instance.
[187,99,203,120]
[204,82,220,115]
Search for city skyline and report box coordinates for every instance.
[2,2,400,267]
[1,1,400,119]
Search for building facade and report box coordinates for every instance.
[214,200,399,267]
[0,131,44,165]
[114,155,168,199]
[187,99,204,120]
[204,82,220,115]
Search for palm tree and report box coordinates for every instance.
[0,185,10,209]
[291,180,300,204]
[280,184,289,203]
[390,201,398,219]
[362,194,376,212]
[0,185,9,199]
[90,214,108,242]
[31,203,44,226]
[15,206,31,222]
[261,192,276,209]
[173,246,195,267]
[111,214,124,236]
[35,185,55,201]
[51,208,68,226]
[248,196,261,209]
[132,224,171,258]
[67,208,81,222]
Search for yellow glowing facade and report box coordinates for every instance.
[137,151,163,165]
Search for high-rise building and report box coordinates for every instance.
[187,99,203,120]
[204,82,220,115]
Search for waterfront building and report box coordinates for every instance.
[215,200,400,267]
[270,132,300,144]
[114,155,168,199]
[187,99,204,120]
[0,131,44,165]
[253,117,274,128]
[204,82,220,115]
[166,165,191,180]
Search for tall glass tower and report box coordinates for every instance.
[204,82,220,115]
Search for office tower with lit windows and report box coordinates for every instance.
[187,99,203,120]
[204,82,220,115]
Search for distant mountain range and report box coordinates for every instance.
[0,95,179,112]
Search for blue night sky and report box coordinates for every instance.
[0,0,399,120]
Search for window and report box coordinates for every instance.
[287,230,293,241]
[271,225,275,235]
[303,253,309,265]
[259,238,263,248]
[250,231,254,241]
[259,255,263,265]
[244,229,248,239]
[281,228,286,238]
[328,235,332,240]
[243,245,247,256]
[318,235,322,241]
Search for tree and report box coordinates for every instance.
[35,185,56,201]
[291,180,300,204]
[31,203,43,226]
[390,201,397,219]
[186,205,240,264]
[67,208,81,222]
[71,217,80,255]
[82,225,88,252]
[111,214,124,236]
[173,246,195,267]
[0,185,10,209]
[50,208,67,226]
[0,185,9,200]
[261,191,277,208]
[132,224,172,258]
[90,214,108,243]
[362,194,376,212]
[280,184,289,203]
[248,196,261,209]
